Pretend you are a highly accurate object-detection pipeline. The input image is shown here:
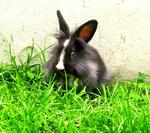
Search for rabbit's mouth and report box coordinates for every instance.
[55,65,77,77]
[55,68,79,80]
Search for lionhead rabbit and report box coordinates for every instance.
[46,10,111,93]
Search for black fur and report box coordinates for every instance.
[46,10,111,93]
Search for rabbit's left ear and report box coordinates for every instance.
[57,10,70,38]
[75,20,98,42]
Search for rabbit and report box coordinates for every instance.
[46,10,111,94]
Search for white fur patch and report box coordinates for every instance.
[86,61,98,81]
[56,39,70,70]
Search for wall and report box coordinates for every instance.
[0,0,150,78]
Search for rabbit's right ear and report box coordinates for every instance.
[57,10,70,38]
[74,20,98,43]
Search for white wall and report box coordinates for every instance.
[0,0,150,78]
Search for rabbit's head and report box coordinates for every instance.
[54,10,99,73]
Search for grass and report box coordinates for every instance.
[0,44,150,132]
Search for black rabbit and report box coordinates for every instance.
[46,10,111,94]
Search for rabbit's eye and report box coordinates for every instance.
[71,51,76,58]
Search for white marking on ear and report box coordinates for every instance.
[56,39,70,70]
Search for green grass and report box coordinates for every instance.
[0,44,150,132]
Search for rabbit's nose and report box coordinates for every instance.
[56,62,65,70]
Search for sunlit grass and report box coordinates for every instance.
[0,44,149,132]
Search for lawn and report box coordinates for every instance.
[0,45,150,132]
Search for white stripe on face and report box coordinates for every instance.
[56,39,70,70]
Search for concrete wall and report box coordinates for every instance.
[0,0,150,78]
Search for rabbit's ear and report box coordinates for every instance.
[57,10,70,38]
[75,20,98,42]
